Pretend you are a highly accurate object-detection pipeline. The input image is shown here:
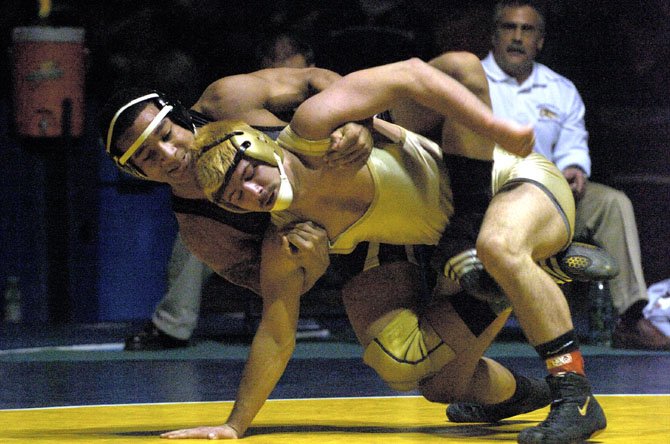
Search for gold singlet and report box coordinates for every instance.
[274,125,454,254]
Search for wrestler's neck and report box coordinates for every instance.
[170,177,207,200]
[279,151,338,216]
[281,150,372,237]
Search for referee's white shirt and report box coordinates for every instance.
[481,52,591,176]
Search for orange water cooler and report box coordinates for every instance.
[11,26,86,139]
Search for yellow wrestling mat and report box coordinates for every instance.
[1,395,668,443]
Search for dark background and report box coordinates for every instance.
[0,0,668,325]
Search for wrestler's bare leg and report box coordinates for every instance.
[431,52,496,161]
[418,291,514,404]
[371,53,522,404]
[342,261,515,404]
[476,179,607,443]
[477,183,572,345]
[342,262,423,347]
[392,51,495,161]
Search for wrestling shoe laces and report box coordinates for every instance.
[517,372,607,444]
[447,373,551,423]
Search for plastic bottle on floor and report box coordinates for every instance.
[3,276,22,323]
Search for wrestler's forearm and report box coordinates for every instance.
[402,59,533,155]
[228,232,301,437]
[226,323,295,436]
[292,58,529,155]
[405,60,499,139]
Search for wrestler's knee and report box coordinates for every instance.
[476,228,524,277]
[363,309,456,391]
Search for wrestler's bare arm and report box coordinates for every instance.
[429,52,492,108]
[427,51,498,160]
[177,213,263,293]
[389,51,491,135]
[192,67,342,125]
[193,67,372,167]
[161,228,306,439]
[290,57,534,156]
[222,229,304,437]
[177,216,330,296]
[275,221,331,290]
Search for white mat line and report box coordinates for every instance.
[0,343,125,355]
[2,393,668,412]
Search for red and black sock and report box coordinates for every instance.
[535,330,585,376]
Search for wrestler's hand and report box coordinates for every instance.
[563,166,587,201]
[160,424,240,439]
[325,122,373,168]
[279,221,330,276]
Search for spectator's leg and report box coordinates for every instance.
[125,235,210,350]
[574,182,647,315]
[153,235,211,339]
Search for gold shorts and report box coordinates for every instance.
[492,148,576,249]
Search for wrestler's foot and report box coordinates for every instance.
[538,242,620,284]
[445,242,618,305]
[490,119,535,157]
[517,372,607,444]
[447,372,551,423]
[444,248,506,308]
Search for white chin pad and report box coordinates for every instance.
[270,152,293,212]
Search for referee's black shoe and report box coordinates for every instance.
[517,372,607,444]
[124,321,190,351]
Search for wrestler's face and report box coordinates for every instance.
[492,5,544,82]
[116,104,196,185]
[217,156,282,212]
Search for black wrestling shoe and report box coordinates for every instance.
[517,372,607,444]
[124,322,190,351]
[447,373,551,423]
[539,242,620,284]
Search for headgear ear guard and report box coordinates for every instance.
[104,91,196,179]
[196,121,293,213]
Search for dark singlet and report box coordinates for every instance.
[171,194,269,236]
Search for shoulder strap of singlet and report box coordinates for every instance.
[171,195,269,235]
[188,108,284,139]
[188,109,213,128]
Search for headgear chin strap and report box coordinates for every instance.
[271,151,293,212]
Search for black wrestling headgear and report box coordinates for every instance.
[104,90,208,178]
